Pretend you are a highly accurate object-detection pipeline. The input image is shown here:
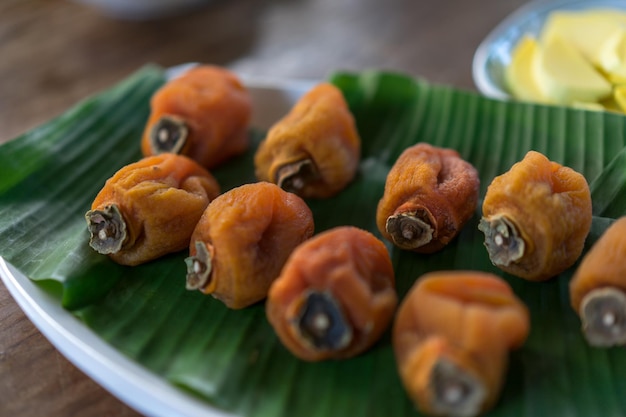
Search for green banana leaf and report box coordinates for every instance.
[2,65,626,417]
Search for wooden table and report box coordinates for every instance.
[0,0,527,415]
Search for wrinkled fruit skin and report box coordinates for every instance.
[393,271,530,417]
[141,65,252,169]
[569,217,626,347]
[570,216,626,313]
[254,82,361,199]
[480,150,592,281]
[89,153,220,266]
[189,182,314,309]
[376,142,480,253]
[267,226,398,361]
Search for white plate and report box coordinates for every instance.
[472,0,626,100]
[0,70,316,417]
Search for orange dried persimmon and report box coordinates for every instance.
[570,217,626,347]
[266,226,397,361]
[185,182,314,309]
[254,82,361,199]
[376,143,480,253]
[479,150,592,281]
[85,153,220,266]
[141,65,252,169]
[393,271,529,417]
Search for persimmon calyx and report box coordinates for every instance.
[294,290,353,351]
[275,158,319,194]
[430,358,486,417]
[185,241,213,291]
[580,287,626,347]
[149,115,189,155]
[386,210,434,250]
[478,215,525,267]
[85,204,127,254]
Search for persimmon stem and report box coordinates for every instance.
[275,158,319,194]
[580,287,626,347]
[429,358,486,417]
[478,215,525,267]
[85,204,127,254]
[386,210,434,250]
[185,241,213,290]
[149,115,189,155]
[295,290,353,351]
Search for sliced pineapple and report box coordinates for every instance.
[532,35,612,104]
[505,35,547,103]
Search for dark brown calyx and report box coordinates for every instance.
[185,241,213,291]
[430,358,486,417]
[85,204,127,254]
[580,287,626,347]
[275,159,319,194]
[478,215,525,267]
[386,209,434,250]
[149,115,189,155]
[295,290,353,351]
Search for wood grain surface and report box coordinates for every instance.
[0,0,526,415]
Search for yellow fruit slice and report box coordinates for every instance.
[541,10,626,64]
[532,36,612,104]
[614,85,626,112]
[597,26,626,83]
[572,101,605,111]
[599,96,623,113]
[505,35,547,103]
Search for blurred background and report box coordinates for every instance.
[0,0,528,144]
